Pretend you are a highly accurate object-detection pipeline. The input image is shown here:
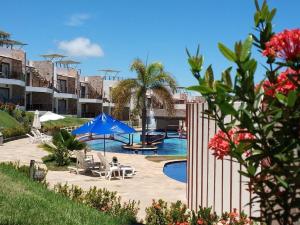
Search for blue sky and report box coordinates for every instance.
[1,0,300,87]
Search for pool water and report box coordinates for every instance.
[163,161,187,183]
[88,132,187,155]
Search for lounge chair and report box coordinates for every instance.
[26,133,36,143]
[110,156,135,179]
[95,153,135,180]
[72,151,99,174]
[35,129,52,142]
[94,153,121,180]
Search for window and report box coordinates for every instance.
[80,86,86,98]
[0,63,10,78]
[0,88,9,102]
[58,79,67,93]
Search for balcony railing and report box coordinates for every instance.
[80,93,102,99]
[56,85,76,94]
[26,104,52,111]
[0,96,25,106]
[0,71,25,81]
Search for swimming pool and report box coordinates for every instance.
[163,161,187,183]
[88,132,187,155]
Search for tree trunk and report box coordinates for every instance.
[141,106,147,147]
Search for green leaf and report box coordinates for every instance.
[275,176,289,189]
[275,93,288,106]
[241,35,253,61]
[267,8,276,23]
[219,101,237,116]
[205,65,214,88]
[221,67,232,88]
[287,90,297,107]
[254,12,260,26]
[254,0,260,11]
[247,165,256,176]
[218,43,236,62]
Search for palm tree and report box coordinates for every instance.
[112,59,177,146]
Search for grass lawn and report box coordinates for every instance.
[42,117,90,133]
[0,163,137,225]
[145,155,186,163]
[0,111,21,128]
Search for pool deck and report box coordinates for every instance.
[0,138,186,220]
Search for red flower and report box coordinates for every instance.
[208,128,255,159]
[197,219,204,224]
[263,29,300,61]
[262,68,300,97]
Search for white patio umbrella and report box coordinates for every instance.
[32,110,41,129]
[40,111,65,123]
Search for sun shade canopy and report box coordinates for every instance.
[72,113,136,135]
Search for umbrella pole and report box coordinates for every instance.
[104,135,106,156]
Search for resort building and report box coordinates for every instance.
[0,31,27,109]
[78,75,103,118]
[101,70,130,121]
[26,57,80,115]
[151,87,204,131]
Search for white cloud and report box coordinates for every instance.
[65,13,90,27]
[58,37,104,57]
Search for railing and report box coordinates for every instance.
[82,112,97,118]
[102,75,124,81]
[56,84,76,94]
[80,93,102,99]
[26,104,52,111]
[0,71,25,81]
[0,96,25,106]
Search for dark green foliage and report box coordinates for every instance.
[54,184,139,224]
[44,130,86,166]
[186,1,299,224]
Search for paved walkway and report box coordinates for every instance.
[0,138,186,220]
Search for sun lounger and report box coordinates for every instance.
[26,133,36,143]
[94,153,121,180]
[73,151,99,174]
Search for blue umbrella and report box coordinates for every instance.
[72,113,136,155]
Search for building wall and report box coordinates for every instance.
[0,46,26,73]
[31,61,53,81]
[156,118,180,131]
[187,103,259,216]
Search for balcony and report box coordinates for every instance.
[26,104,52,111]
[0,71,25,86]
[54,84,77,99]
[79,92,102,104]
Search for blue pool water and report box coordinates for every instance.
[88,132,187,155]
[163,161,187,183]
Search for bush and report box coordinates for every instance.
[54,183,140,224]
[2,126,27,139]
[145,199,252,225]
[52,142,70,166]
[145,200,190,225]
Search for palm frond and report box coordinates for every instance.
[151,72,177,92]
[111,79,139,118]
[130,59,146,84]
[151,85,175,115]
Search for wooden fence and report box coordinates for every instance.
[186,103,259,216]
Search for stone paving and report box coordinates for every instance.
[0,138,186,220]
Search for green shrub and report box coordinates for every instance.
[54,184,139,224]
[145,200,253,225]
[145,200,190,225]
[2,126,27,138]
[52,142,70,166]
